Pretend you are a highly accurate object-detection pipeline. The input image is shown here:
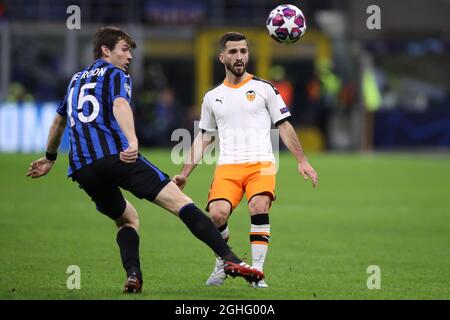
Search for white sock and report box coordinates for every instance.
[219,225,230,242]
[250,223,270,271]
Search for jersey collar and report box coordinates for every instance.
[96,58,113,67]
[223,74,253,89]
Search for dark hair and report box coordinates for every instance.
[93,26,136,59]
[219,32,247,51]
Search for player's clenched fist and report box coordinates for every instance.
[120,142,139,163]
[172,175,187,190]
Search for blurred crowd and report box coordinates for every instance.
[0,0,334,26]
[1,0,449,149]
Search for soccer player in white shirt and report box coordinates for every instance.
[173,32,317,288]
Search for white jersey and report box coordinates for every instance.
[198,74,291,164]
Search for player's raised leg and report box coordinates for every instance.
[154,182,263,284]
[248,194,272,288]
[206,200,232,286]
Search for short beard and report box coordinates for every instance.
[225,62,246,77]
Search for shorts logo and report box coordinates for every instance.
[246,90,256,102]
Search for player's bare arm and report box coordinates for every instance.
[277,120,318,188]
[113,97,139,163]
[26,113,66,179]
[173,131,214,189]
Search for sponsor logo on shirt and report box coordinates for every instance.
[215,97,224,104]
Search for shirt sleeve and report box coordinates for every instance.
[266,83,291,125]
[109,69,132,103]
[56,94,68,116]
[198,95,217,132]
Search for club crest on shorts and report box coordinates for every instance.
[246,90,256,101]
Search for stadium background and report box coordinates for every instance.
[0,0,449,300]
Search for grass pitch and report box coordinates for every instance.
[0,150,449,300]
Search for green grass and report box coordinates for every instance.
[1,150,449,300]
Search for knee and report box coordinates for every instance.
[249,198,270,214]
[172,195,194,215]
[115,202,140,230]
[178,195,194,211]
[116,215,139,230]
[209,207,229,227]
[169,191,193,215]
[127,215,140,229]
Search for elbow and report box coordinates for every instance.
[275,117,291,129]
[276,121,291,133]
[113,97,130,109]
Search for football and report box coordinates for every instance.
[266,4,307,44]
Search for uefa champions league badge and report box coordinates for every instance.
[124,83,131,98]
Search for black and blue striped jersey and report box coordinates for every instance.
[57,59,132,176]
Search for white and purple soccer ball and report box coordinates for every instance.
[266,4,307,44]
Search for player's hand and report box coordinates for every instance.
[172,174,187,190]
[298,160,318,188]
[26,157,55,179]
[120,141,138,163]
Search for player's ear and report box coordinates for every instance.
[218,52,224,64]
[101,45,111,58]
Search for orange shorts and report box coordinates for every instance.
[207,162,276,211]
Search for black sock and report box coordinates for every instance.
[178,203,240,263]
[116,226,142,281]
[250,213,269,225]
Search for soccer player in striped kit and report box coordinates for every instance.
[173,32,318,288]
[26,27,263,293]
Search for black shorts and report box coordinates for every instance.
[71,154,171,220]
